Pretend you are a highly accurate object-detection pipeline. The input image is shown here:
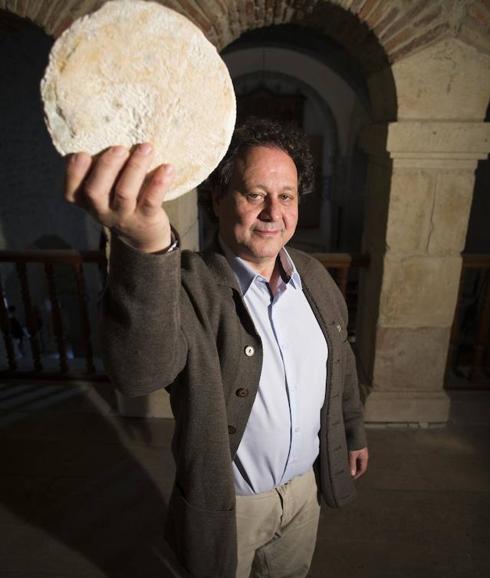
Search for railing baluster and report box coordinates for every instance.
[15,263,43,371]
[73,261,95,374]
[336,266,349,298]
[0,274,17,371]
[446,267,465,372]
[44,263,68,373]
[470,269,490,383]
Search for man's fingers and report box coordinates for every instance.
[354,455,368,479]
[65,153,93,203]
[111,143,155,213]
[138,164,175,216]
[82,146,130,214]
[350,447,369,479]
[349,452,357,477]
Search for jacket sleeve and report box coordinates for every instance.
[99,233,188,397]
[328,267,367,451]
[342,341,368,451]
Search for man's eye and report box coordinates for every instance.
[247,193,264,201]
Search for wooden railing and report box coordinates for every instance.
[2,249,488,387]
[0,250,107,381]
[313,252,370,337]
[0,249,369,381]
[447,254,490,388]
[312,253,370,298]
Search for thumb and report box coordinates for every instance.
[138,164,175,215]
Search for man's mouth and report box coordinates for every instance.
[254,229,281,236]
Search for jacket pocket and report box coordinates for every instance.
[164,483,237,578]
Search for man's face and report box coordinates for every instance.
[212,145,299,275]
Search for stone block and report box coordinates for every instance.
[164,188,199,250]
[385,168,434,253]
[428,171,475,255]
[379,255,461,327]
[180,220,200,251]
[361,160,392,253]
[392,38,490,121]
[115,388,173,419]
[361,121,490,159]
[364,390,450,424]
[372,326,451,392]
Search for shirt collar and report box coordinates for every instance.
[218,236,302,296]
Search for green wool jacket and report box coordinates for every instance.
[101,234,367,578]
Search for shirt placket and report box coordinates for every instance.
[271,284,300,485]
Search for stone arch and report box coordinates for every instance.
[1,0,489,423]
[2,1,488,118]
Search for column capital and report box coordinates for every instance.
[360,121,490,168]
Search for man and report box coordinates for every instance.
[65,118,368,578]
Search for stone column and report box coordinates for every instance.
[357,121,490,424]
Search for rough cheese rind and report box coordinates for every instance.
[41,0,236,201]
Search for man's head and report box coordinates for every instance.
[206,117,314,276]
[208,117,314,201]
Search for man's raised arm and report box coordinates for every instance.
[64,143,187,395]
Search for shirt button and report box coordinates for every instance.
[236,388,249,397]
[228,425,237,434]
[244,345,255,357]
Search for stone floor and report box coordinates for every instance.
[0,381,489,578]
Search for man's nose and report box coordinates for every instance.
[259,196,281,221]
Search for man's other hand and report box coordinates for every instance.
[64,143,175,253]
[349,447,368,479]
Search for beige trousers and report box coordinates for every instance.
[235,469,321,578]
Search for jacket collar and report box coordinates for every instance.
[200,237,241,291]
[200,236,315,292]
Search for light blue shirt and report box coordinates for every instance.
[220,241,328,495]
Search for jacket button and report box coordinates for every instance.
[244,345,255,357]
[236,388,249,397]
[228,425,237,434]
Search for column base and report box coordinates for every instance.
[364,389,450,425]
[115,389,173,418]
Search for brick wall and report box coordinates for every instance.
[2,1,488,65]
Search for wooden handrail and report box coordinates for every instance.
[311,253,370,269]
[0,250,105,264]
[461,254,490,269]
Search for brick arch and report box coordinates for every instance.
[2,1,489,58]
[2,0,488,122]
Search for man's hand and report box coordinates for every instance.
[349,447,368,479]
[65,143,175,253]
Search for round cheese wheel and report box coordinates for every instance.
[41,0,236,201]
